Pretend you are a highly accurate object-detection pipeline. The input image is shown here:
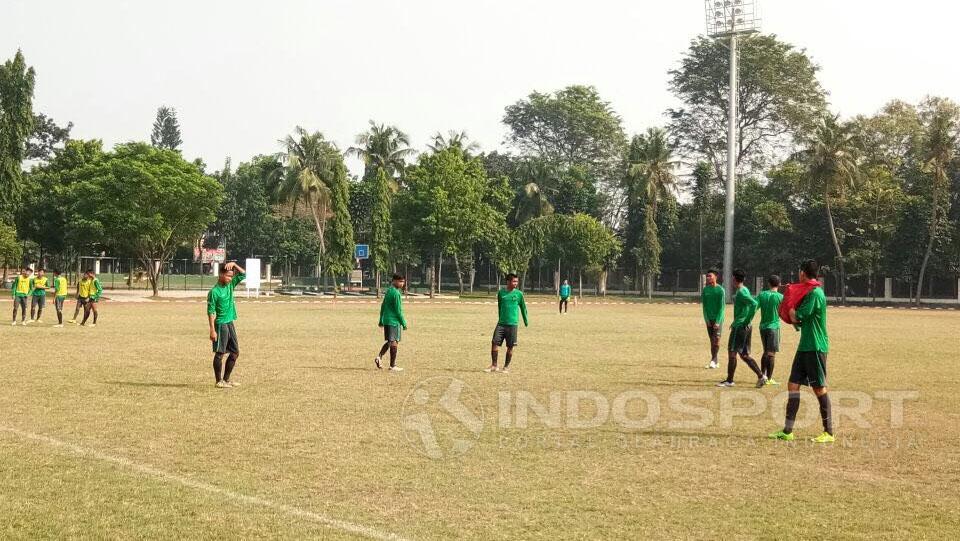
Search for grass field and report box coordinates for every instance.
[1,298,958,540]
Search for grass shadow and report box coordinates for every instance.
[296,366,371,372]
[104,381,191,388]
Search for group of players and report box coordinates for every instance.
[204,259,834,442]
[701,259,834,443]
[9,267,103,327]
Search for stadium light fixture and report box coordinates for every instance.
[704,0,760,300]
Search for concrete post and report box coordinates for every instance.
[212,262,220,277]
[884,278,893,301]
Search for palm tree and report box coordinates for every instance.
[346,121,415,187]
[428,130,481,156]
[915,100,959,305]
[509,159,557,226]
[624,128,679,294]
[797,116,860,303]
[268,127,345,281]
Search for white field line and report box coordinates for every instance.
[0,426,409,541]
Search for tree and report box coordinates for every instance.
[395,147,497,296]
[668,35,827,182]
[0,221,22,282]
[541,214,619,297]
[215,155,279,260]
[0,50,36,220]
[150,106,182,151]
[271,127,355,286]
[346,121,415,183]
[369,167,392,295]
[795,116,860,303]
[18,139,104,261]
[915,98,959,305]
[503,85,626,173]
[622,129,679,293]
[65,143,221,296]
[428,130,480,156]
[503,86,626,224]
[26,113,72,162]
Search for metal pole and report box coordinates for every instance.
[721,33,739,301]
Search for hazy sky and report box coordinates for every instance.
[5,0,959,176]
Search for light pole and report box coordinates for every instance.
[705,0,760,299]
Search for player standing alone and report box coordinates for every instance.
[717,269,765,387]
[27,268,48,324]
[51,270,68,327]
[559,279,571,314]
[701,270,725,369]
[756,275,784,386]
[11,267,32,325]
[375,274,407,372]
[485,273,528,374]
[770,259,834,443]
[207,261,246,388]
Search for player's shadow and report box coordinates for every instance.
[104,381,191,388]
[428,367,485,374]
[618,379,714,387]
[296,366,369,372]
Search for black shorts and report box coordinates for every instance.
[728,325,752,355]
[213,322,240,354]
[492,324,519,348]
[55,296,66,311]
[789,351,828,388]
[760,328,780,353]
[77,296,90,306]
[31,295,46,308]
[383,325,402,343]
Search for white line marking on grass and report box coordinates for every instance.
[0,426,409,541]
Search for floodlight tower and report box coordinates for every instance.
[705,0,760,299]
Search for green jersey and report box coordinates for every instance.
[731,286,758,328]
[207,273,245,325]
[701,284,725,324]
[89,278,103,301]
[379,286,407,328]
[30,276,48,296]
[497,288,528,327]
[11,276,31,297]
[795,286,829,353]
[757,289,784,330]
[53,276,68,297]
[559,284,571,299]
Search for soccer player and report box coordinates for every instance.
[757,274,784,386]
[207,261,246,388]
[770,259,834,443]
[375,273,408,372]
[701,269,725,369]
[11,267,32,325]
[717,269,765,387]
[559,279,571,314]
[80,270,103,326]
[485,273,529,374]
[51,270,68,327]
[68,272,93,324]
[27,268,48,324]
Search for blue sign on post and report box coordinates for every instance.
[354,244,370,260]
